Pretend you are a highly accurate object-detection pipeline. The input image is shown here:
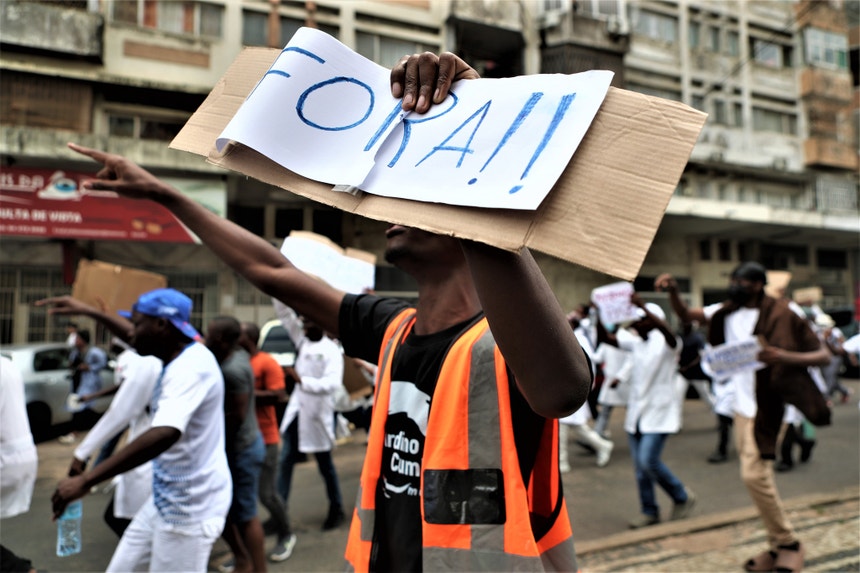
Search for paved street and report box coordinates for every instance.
[2,379,857,572]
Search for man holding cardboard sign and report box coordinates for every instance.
[65,51,591,572]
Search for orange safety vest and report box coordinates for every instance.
[345,309,578,572]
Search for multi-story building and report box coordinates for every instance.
[1,0,857,344]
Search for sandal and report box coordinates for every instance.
[774,542,805,573]
[744,549,777,572]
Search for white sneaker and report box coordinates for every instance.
[596,440,614,467]
[559,461,572,474]
[269,533,297,562]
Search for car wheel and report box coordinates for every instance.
[26,402,53,443]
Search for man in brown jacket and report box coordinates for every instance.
[655,262,830,573]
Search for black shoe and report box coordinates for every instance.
[707,451,727,463]
[322,506,345,530]
[799,440,815,463]
[775,460,793,472]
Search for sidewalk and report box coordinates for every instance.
[577,487,860,572]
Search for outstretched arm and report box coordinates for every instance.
[34,296,134,342]
[66,143,345,337]
[461,241,591,418]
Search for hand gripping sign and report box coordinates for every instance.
[217,27,613,211]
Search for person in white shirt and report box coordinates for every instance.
[277,307,346,531]
[43,288,233,573]
[1,355,38,572]
[597,295,695,529]
[592,334,633,439]
[69,347,162,536]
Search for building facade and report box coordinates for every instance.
[1,0,857,344]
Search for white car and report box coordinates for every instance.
[1,342,115,441]
[258,319,297,368]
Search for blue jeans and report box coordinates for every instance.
[277,419,342,510]
[627,431,688,517]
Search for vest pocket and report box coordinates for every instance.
[423,469,506,525]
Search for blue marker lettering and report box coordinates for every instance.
[246,46,325,101]
[521,93,576,179]
[297,77,374,131]
[480,92,543,173]
[415,100,492,168]
[386,92,459,168]
[364,101,403,151]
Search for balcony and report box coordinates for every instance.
[800,68,852,103]
[804,137,859,170]
[0,1,103,58]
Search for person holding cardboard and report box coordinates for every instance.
[655,262,832,573]
[62,51,591,572]
[45,289,233,573]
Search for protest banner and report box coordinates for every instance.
[700,337,765,381]
[591,281,638,325]
[793,286,823,304]
[171,33,706,280]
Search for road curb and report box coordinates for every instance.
[575,485,859,556]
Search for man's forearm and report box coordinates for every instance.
[461,242,590,418]
[81,426,179,489]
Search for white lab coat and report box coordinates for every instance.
[278,306,345,453]
[74,350,162,518]
[594,342,633,406]
[617,328,682,434]
[0,356,38,518]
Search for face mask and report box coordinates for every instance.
[728,284,751,305]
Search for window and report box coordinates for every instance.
[233,205,265,236]
[1,72,92,132]
[712,99,727,124]
[817,249,847,269]
[699,239,712,261]
[727,31,739,56]
[634,10,677,43]
[708,26,720,52]
[627,83,681,102]
[242,10,268,46]
[275,207,304,238]
[356,31,438,67]
[282,19,339,46]
[689,21,700,49]
[752,107,797,135]
[692,94,705,111]
[110,0,224,38]
[804,28,848,70]
[752,38,792,69]
[732,102,743,127]
[717,240,731,261]
[107,112,187,141]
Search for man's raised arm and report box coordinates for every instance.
[67,143,344,337]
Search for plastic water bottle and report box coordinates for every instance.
[56,499,82,557]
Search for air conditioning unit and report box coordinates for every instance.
[772,157,788,170]
[540,10,563,28]
[606,16,629,37]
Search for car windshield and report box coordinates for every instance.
[260,326,297,354]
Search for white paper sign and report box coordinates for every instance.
[217,27,613,210]
[280,232,375,294]
[591,282,638,325]
[700,338,765,380]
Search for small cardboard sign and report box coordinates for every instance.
[700,337,765,380]
[171,47,706,280]
[71,260,167,316]
[792,286,823,304]
[591,281,638,325]
[280,230,376,294]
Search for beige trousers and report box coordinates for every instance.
[735,415,799,549]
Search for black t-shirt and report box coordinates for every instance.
[339,294,547,572]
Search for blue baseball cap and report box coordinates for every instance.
[119,288,200,340]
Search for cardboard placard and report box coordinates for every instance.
[170,47,707,281]
[71,260,167,316]
[764,271,792,299]
[342,356,373,398]
[793,286,823,304]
